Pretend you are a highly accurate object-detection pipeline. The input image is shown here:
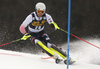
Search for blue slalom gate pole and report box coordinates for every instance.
[67,0,71,69]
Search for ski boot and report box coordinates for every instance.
[54,56,63,64]
[64,57,76,65]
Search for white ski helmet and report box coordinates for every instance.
[35,2,46,12]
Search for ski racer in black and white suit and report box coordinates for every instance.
[20,2,71,64]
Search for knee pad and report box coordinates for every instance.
[34,39,41,44]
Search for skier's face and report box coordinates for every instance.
[37,10,45,17]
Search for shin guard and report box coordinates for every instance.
[36,41,55,56]
[50,45,67,59]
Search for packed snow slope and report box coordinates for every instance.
[0,38,100,69]
[0,48,100,69]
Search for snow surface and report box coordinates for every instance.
[0,48,100,69]
[0,38,100,69]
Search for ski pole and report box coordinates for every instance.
[59,28,100,49]
[0,38,21,47]
[0,33,31,47]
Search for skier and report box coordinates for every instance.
[19,2,74,64]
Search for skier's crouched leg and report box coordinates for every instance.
[33,39,55,56]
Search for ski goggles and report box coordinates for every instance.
[37,10,45,14]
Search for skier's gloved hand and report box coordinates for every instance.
[50,22,60,30]
[50,24,55,29]
[21,33,31,40]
